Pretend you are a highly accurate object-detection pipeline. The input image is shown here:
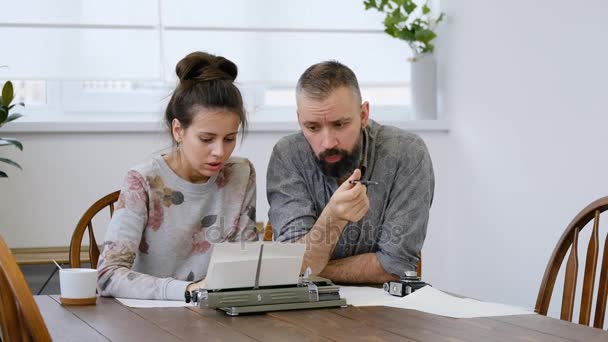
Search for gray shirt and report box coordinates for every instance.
[267,120,434,276]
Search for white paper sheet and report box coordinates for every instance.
[116,297,191,308]
[339,285,534,318]
[205,242,305,290]
[205,242,262,289]
[258,242,306,287]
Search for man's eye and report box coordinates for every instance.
[307,126,318,132]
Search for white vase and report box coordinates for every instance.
[410,53,437,120]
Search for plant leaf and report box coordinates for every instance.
[6,113,23,123]
[421,42,435,53]
[363,0,376,10]
[422,5,431,15]
[0,158,22,170]
[2,81,14,107]
[8,102,24,110]
[0,138,23,151]
[0,107,7,123]
[0,170,7,178]
[397,29,416,42]
[415,29,437,44]
[384,26,397,38]
[379,0,390,11]
[403,1,417,14]
[436,12,446,24]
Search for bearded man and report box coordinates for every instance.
[266,61,435,284]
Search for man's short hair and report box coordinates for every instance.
[296,61,362,103]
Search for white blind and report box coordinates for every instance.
[1,0,412,84]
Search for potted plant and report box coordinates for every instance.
[0,80,24,177]
[363,0,445,119]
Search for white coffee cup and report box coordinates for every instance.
[59,268,98,299]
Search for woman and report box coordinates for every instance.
[97,51,257,300]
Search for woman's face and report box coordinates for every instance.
[172,108,241,183]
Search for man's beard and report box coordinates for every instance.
[315,138,362,180]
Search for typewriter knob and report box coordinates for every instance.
[404,270,417,278]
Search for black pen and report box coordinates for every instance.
[349,180,379,185]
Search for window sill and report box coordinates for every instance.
[2,108,450,133]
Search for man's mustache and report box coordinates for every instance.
[319,149,345,158]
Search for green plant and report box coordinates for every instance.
[364,0,445,55]
[0,80,24,177]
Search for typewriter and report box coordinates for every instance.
[185,242,346,315]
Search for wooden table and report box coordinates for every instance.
[35,295,607,341]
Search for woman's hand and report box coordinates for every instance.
[187,278,207,292]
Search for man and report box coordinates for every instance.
[266,61,434,283]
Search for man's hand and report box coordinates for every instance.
[296,169,370,275]
[327,169,369,222]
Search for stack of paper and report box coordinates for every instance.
[116,298,190,308]
[339,285,534,318]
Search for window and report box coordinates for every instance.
[2,0,435,127]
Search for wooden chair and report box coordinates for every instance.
[69,190,120,269]
[263,222,274,242]
[535,196,608,328]
[0,235,51,342]
[263,222,422,278]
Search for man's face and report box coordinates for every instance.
[297,86,369,179]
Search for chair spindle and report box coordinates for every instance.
[561,227,579,321]
[579,210,600,325]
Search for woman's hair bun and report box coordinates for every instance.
[175,51,238,83]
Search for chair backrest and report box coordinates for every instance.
[263,222,422,278]
[535,196,608,328]
[0,235,51,342]
[69,190,120,269]
[263,222,274,242]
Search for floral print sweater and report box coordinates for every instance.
[97,155,257,300]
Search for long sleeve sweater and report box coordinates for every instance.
[97,155,257,300]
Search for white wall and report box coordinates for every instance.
[1,0,608,319]
[440,0,608,316]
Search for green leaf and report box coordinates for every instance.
[6,113,23,123]
[0,138,23,151]
[8,102,24,110]
[384,26,397,38]
[397,28,416,42]
[0,107,7,123]
[403,1,417,14]
[411,18,424,30]
[379,0,390,10]
[0,170,7,178]
[420,42,435,53]
[422,5,431,15]
[0,158,22,170]
[384,9,407,30]
[436,12,446,24]
[415,29,437,44]
[2,81,14,107]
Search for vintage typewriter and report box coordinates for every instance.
[185,242,347,315]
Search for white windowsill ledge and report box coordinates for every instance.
[1,108,450,133]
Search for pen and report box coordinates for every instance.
[349,180,379,185]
